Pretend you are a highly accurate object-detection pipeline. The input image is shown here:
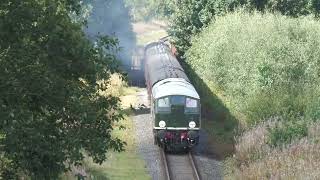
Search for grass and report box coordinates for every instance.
[225,120,320,179]
[81,114,150,180]
[136,30,167,46]
[61,114,150,180]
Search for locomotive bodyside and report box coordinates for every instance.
[144,42,201,150]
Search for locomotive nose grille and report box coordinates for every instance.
[171,105,184,113]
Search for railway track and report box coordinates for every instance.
[161,150,200,180]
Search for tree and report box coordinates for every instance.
[0,0,125,178]
[168,0,228,57]
[267,0,310,17]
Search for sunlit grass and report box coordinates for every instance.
[81,114,151,180]
[83,85,150,180]
[137,30,167,46]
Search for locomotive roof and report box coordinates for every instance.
[144,42,190,86]
[152,78,200,99]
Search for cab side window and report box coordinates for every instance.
[156,97,171,113]
[185,97,199,113]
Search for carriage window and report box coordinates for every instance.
[158,97,170,107]
[171,96,185,105]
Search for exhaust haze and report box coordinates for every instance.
[84,0,137,69]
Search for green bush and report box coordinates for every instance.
[268,120,308,146]
[186,12,320,127]
[245,88,308,125]
[306,86,320,121]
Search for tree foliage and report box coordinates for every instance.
[125,0,174,21]
[168,0,226,56]
[168,0,320,56]
[0,0,125,178]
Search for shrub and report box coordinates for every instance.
[186,11,320,126]
[268,120,308,146]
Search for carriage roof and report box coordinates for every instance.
[144,42,190,87]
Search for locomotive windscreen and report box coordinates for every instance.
[144,42,190,87]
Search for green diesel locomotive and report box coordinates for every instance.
[144,41,201,151]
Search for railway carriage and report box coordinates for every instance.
[144,41,201,151]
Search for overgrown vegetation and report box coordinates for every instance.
[0,0,126,178]
[187,11,320,124]
[225,120,320,179]
[186,11,320,178]
[168,0,320,56]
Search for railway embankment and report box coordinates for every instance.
[183,11,320,179]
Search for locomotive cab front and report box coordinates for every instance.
[151,78,201,150]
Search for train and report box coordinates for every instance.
[144,41,201,151]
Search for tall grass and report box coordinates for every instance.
[225,120,320,179]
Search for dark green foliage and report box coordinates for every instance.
[267,0,310,17]
[305,88,320,121]
[168,0,225,56]
[312,0,320,17]
[0,0,125,178]
[268,121,308,146]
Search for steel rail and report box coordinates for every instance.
[161,149,200,180]
[188,152,200,180]
[161,149,171,180]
